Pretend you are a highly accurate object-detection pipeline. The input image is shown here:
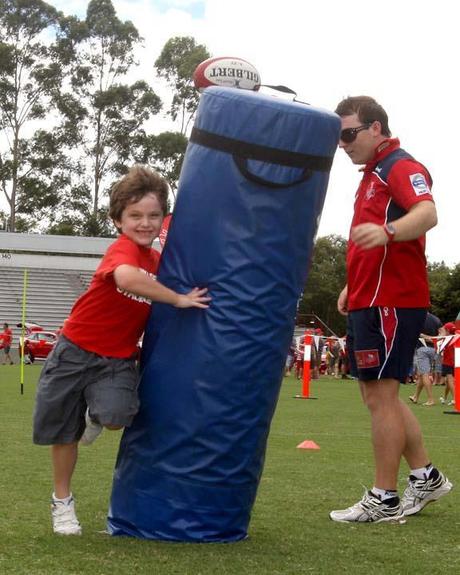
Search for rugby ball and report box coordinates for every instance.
[193,56,261,91]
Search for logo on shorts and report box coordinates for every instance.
[355,349,380,368]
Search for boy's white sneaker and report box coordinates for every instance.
[80,409,103,446]
[51,497,82,535]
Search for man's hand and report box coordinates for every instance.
[351,200,437,250]
[351,223,388,249]
[175,287,211,309]
[337,285,348,316]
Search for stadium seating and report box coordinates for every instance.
[0,266,92,332]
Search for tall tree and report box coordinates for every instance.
[54,0,162,232]
[428,261,453,321]
[128,130,188,203]
[298,234,347,335]
[155,36,209,135]
[429,262,460,323]
[0,0,63,232]
[444,264,460,322]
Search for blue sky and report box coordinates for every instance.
[154,0,205,18]
[52,0,205,19]
[5,0,459,266]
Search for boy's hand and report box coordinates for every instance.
[175,287,211,309]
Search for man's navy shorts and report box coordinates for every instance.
[347,307,427,382]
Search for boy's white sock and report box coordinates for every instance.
[52,493,73,505]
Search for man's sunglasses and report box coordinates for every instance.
[340,123,372,144]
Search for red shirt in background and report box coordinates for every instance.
[1,327,12,347]
[442,340,455,368]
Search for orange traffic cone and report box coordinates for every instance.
[296,439,320,450]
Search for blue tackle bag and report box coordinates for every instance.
[108,87,340,541]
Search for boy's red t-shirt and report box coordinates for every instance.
[62,234,161,358]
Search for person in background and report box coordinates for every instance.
[285,340,295,376]
[294,340,304,380]
[1,323,14,365]
[311,328,324,379]
[330,95,452,524]
[337,337,350,380]
[438,322,456,406]
[409,311,442,406]
[327,337,340,377]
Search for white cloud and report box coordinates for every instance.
[3,0,458,266]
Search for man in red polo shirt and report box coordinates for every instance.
[329,96,452,524]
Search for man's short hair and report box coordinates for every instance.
[335,96,391,137]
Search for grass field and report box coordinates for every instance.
[0,365,458,575]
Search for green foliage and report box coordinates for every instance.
[0,0,63,231]
[440,263,460,322]
[0,4,207,235]
[129,130,188,197]
[51,0,162,232]
[428,261,453,321]
[155,36,210,134]
[299,234,347,335]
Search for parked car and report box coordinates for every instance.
[19,330,58,362]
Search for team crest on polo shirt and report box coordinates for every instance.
[410,173,431,196]
[365,181,376,200]
[355,349,380,368]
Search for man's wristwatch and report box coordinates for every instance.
[383,222,396,242]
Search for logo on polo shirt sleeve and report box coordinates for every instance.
[409,173,431,196]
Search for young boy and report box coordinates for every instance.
[438,322,457,406]
[33,165,210,536]
[1,323,14,364]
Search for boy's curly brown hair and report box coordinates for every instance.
[109,165,169,227]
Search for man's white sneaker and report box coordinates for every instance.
[401,469,452,516]
[330,490,406,524]
[80,409,103,446]
[51,497,82,535]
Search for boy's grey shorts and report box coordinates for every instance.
[33,336,140,445]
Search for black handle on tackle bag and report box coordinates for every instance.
[233,155,312,189]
